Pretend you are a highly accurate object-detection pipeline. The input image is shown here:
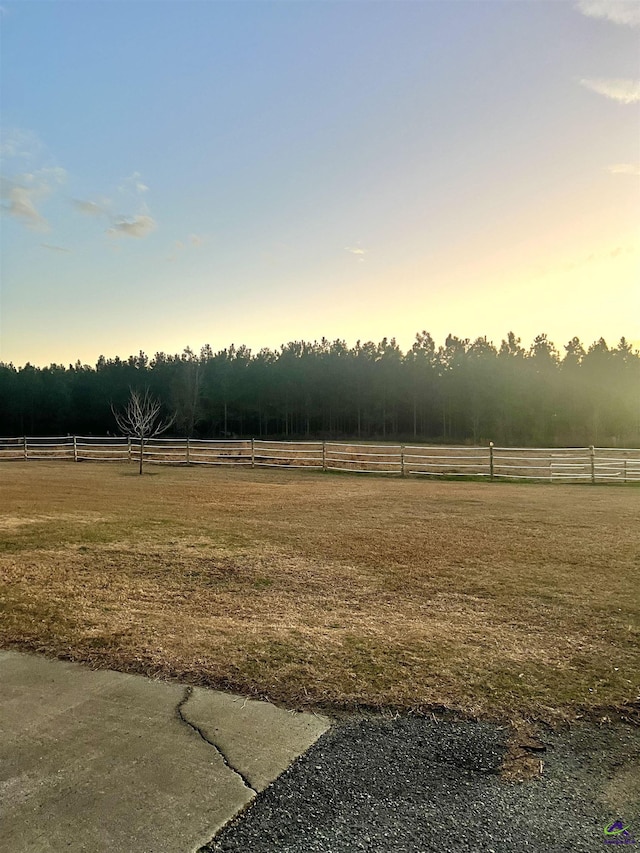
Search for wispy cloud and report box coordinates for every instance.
[118,171,148,196]
[3,127,157,242]
[0,127,44,161]
[608,163,640,175]
[575,0,640,27]
[345,246,367,263]
[41,242,72,253]
[531,244,635,278]
[580,77,640,103]
[166,233,204,261]
[1,128,66,231]
[107,172,156,238]
[0,168,66,231]
[167,239,183,261]
[604,245,638,259]
[71,198,109,217]
[108,214,157,239]
[71,172,157,239]
[1,179,46,229]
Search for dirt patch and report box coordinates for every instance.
[0,512,110,530]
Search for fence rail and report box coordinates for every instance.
[1,437,639,483]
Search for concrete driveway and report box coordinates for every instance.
[0,650,330,853]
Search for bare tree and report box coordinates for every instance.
[112,388,175,474]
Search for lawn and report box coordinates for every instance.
[0,462,638,725]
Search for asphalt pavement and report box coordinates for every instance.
[204,715,640,853]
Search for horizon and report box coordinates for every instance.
[1,326,638,371]
[1,1,639,367]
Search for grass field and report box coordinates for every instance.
[1,462,638,726]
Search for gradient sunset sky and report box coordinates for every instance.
[1,0,638,367]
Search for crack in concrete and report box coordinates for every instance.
[176,687,258,795]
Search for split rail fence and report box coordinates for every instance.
[1,437,639,483]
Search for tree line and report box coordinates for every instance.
[1,331,638,447]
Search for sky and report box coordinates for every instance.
[0,0,639,368]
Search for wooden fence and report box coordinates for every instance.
[1,437,639,483]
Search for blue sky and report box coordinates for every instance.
[1,0,638,367]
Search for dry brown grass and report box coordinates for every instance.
[1,462,638,725]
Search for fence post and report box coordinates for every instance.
[251,437,255,469]
[322,440,326,472]
[128,437,132,463]
[590,445,595,484]
[23,436,28,461]
[624,459,627,484]
[186,436,190,466]
[400,445,405,478]
[489,441,494,481]
[73,435,78,462]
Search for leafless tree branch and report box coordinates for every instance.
[111,388,175,474]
